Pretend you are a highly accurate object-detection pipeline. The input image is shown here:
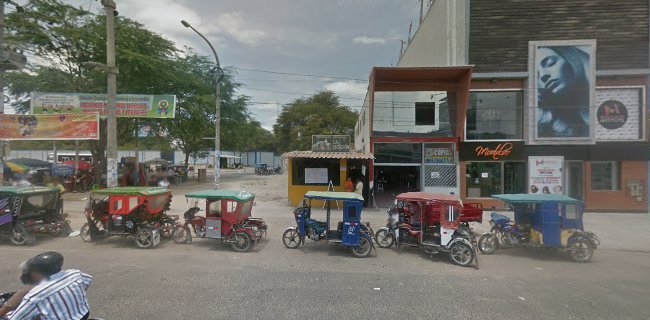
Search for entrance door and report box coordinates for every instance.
[565,162,584,200]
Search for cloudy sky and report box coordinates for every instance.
[61,0,423,129]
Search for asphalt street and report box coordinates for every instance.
[1,170,649,320]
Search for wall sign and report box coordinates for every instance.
[528,156,564,194]
[312,135,350,152]
[304,168,329,184]
[595,87,643,141]
[424,143,454,164]
[475,143,513,160]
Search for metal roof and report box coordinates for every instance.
[185,190,255,201]
[492,194,581,204]
[304,191,364,202]
[0,186,58,195]
[282,151,374,160]
[92,187,170,196]
[395,192,461,203]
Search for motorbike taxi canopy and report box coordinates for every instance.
[303,191,363,202]
[492,194,580,204]
[91,186,170,196]
[185,190,255,202]
[0,186,58,195]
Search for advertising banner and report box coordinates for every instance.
[529,40,596,144]
[311,135,350,152]
[31,92,176,118]
[595,87,644,141]
[528,156,564,194]
[423,143,455,164]
[0,114,99,140]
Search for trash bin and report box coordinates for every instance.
[198,168,206,183]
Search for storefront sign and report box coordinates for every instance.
[424,144,454,164]
[311,135,350,152]
[31,92,177,119]
[528,156,564,194]
[0,114,99,140]
[304,168,329,184]
[475,143,513,160]
[595,87,643,141]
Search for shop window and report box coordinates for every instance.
[291,158,340,186]
[415,102,436,125]
[466,162,526,198]
[591,161,620,191]
[466,91,523,140]
[374,143,422,164]
[504,162,526,194]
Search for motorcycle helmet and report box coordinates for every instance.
[25,251,64,277]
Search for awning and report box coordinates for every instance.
[282,150,374,160]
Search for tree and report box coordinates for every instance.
[273,90,357,152]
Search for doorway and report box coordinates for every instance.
[374,166,421,207]
[565,161,584,200]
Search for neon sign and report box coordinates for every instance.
[475,143,513,160]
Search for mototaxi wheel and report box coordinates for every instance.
[230,232,252,252]
[10,223,34,246]
[172,226,192,244]
[350,236,373,258]
[160,220,176,239]
[478,233,498,254]
[374,229,394,248]
[80,223,93,242]
[448,241,475,267]
[568,238,594,262]
[282,228,301,249]
[134,227,155,249]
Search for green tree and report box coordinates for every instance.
[273,90,357,152]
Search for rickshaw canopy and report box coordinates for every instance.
[185,190,255,202]
[0,186,58,195]
[91,186,169,196]
[304,191,363,202]
[492,194,581,204]
[395,192,461,205]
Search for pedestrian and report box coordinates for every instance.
[344,177,354,192]
[354,178,364,196]
[9,252,93,320]
[158,177,170,188]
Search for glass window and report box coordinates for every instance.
[128,197,140,210]
[504,162,526,194]
[147,195,168,210]
[291,158,340,186]
[415,102,436,125]
[591,161,620,191]
[374,143,422,163]
[113,199,123,211]
[208,200,222,216]
[25,193,57,209]
[466,162,502,198]
[227,201,238,213]
[373,91,451,136]
[565,204,578,220]
[241,201,253,215]
[466,91,523,140]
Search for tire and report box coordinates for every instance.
[568,238,594,262]
[374,229,394,248]
[134,227,155,249]
[478,233,498,254]
[10,224,33,246]
[172,226,191,244]
[448,241,475,267]
[161,221,175,239]
[80,223,92,242]
[230,232,252,252]
[350,236,373,258]
[282,228,301,249]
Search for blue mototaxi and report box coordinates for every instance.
[282,191,375,258]
[478,194,600,262]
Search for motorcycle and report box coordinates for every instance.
[374,203,400,248]
[478,212,530,254]
[172,206,205,243]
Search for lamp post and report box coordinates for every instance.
[181,19,222,189]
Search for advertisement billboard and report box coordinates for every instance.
[595,87,644,141]
[311,135,350,152]
[529,40,596,144]
[31,92,176,118]
[0,114,99,140]
[528,156,564,194]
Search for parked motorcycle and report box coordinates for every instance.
[172,206,205,243]
[478,212,530,254]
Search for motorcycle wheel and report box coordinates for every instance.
[478,233,498,254]
[161,221,175,239]
[351,236,373,258]
[134,228,155,249]
[374,229,394,248]
[448,242,475,267]
[80,223,93,242]
[282,229,301,249]
[11,223,34,246]
[230,232,252,252]
[568,238,594,262]
[172,226,191,244]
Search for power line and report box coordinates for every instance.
[231,66,368,83]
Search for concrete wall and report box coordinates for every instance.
[398,0,469,67]
[354,92,371,153]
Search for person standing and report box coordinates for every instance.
[354,178,364,196]
[344,177,354,192]
[9,252,93,320]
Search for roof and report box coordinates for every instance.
[0,186,57,195]
[492,194,581,204]
[185,190,255,201]
[92,187,170,196]
[282,150,374,160]
[304,191,364,202]
[395,192,461,203]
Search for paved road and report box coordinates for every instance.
[1,171,649,319]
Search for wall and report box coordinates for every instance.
[372,91,444,134]
[398,0,469,67]
[584,161,648,212]
[287,158,348,207]
[354,92,371,153]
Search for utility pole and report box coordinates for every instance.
[181,20,222,189]
[0,0,6,184]
[102,0,118,187]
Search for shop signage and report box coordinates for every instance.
[528,156,564,194]
[312,135,350,152]
[475,143,513,160]
[424,144,454,164]
[304,168,328,184]
[595,87,643,141]
[0,114,99,140]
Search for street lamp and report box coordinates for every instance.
[181,19,222,189]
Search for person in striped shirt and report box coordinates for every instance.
[9,252,93,320]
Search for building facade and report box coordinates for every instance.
[355,0,650,212]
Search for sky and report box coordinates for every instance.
[57,0,423,129]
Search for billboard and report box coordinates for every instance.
[311,135,350,152]
[528,156,564,194]
[595,87,644,141]
[0,114,99,140]
[529,40,596,144]
[31,92,176,118]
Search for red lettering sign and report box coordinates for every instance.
[475,143,513,160]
